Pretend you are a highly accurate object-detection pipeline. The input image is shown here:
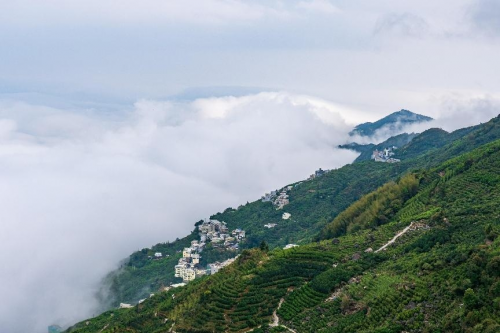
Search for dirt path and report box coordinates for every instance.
[375,222,414,253]
[283,325,298,332]
[270,298,284,327]
[268,298,298,332]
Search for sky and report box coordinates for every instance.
[0,1,499,332]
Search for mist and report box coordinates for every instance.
[0,92,359,333]
[1,89,498,332]
[1,0,499,331]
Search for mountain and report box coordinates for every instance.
[103,115,500,306]
[350,109,433,137]
[67,114,500,333]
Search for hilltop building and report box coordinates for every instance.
[274,190,290,210]
[371,147,400,163]
[262,186,294,209]
[261,190,277,202]
[308,168,330,180]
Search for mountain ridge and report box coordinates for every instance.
[349,109,433,137]
[100,114,500,308]
[67,113,500,333]
[68,121,500,332]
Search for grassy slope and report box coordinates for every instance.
[103,116,500,307]
[68,124,500,333]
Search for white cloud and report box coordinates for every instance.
[296,0,340,15]
[0,92,359,332]
[0,0,254,26]
[382,94,500,137]
[432,94,500,130]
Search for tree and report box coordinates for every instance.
[259,241,269,252]
[464,288,479,310]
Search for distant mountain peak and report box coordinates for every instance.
[350,109,433,137]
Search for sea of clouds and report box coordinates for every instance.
[0,91,498,332]
[0,92,360,332]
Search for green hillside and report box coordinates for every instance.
[68,131,500,333]
[102,116,500,307]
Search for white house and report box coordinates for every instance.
[119,303,133,309]
[191,253,201,264]
[182,248,192,258]
[181,267,196,282]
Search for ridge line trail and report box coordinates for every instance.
[375,222,414,253]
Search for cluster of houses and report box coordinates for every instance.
[174,240,207,282]
[274,187,291,209]
[264,223,277,228]
[173,220,246,283]
[262,185,293,209]
[371,147,401,163]
[199,219,245,249]
[261,190,277,203]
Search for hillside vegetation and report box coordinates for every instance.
[68,121,500,333]
[104,115,500,306]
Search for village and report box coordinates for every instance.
[117,215,302,310]
[141,168,330,303]
[261,168,329,209]
[174,219,246,283]
[371,146,401,163]
[261,186,291,209]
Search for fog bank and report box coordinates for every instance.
[0,92,359,332]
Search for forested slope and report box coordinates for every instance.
[104,116,500,307]
[68,128,500,333]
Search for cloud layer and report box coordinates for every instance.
[1,90,498,332]
[0,92,359,332]
[0,0,339,27]
[2,0,498,120]
[0,1,499,331]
